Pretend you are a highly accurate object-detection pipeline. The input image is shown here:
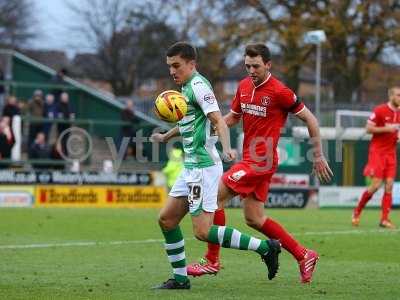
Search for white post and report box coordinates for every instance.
[304,30,326,189]
[11,115,21,161]
[315,43,321,122]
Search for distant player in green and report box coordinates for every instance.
[162,147,183,189]
[150,42,281,290]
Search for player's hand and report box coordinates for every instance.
[312,156,333,183]
[222,149,237,162]
[386,124,400,133]
[149,133,166,143]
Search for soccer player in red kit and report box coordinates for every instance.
[187,44,333,283]
[352,87,400,229]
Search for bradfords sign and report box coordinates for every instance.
[35,186,166,208]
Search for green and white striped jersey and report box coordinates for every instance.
[178,71,221,169]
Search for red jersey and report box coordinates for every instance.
[367,103,400,155]
[231,74,304,172]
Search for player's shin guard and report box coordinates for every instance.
[261,218,306,261]
[205,209,225,263]
[381,192,392,221]
[162,226,188,284]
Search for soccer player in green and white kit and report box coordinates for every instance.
[150,42,281,290]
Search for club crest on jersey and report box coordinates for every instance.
[228,170,246,182]
[204,93,216,104]
[261,96,271,106]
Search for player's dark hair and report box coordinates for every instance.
[245,44,271,63]
[167,42,197,61]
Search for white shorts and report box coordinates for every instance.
[169,163,223,216]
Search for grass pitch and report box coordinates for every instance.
[0,208,399,299]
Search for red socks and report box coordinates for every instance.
[381,192,392,221]
[356,190,392,221]
[205,209,225,263]
[355,190,373,215]
[206,211,307,262]
[261,218,306,262]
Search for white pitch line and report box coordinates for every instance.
[295,228,400,236]
[0,228,398,250]
[0,238,167,250]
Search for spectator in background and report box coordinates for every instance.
[57,92,75,155]
[29,132,51,169]
[2,95,21,126]
[52,68,67,103]
[43,93,57,141]
[57,92,74,134]
[29,132,50,159]
[0,116,15,165]
[27,89,44,147]
[119,99,139,159]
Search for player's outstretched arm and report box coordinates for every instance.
[150,126,180,143]
[208,111,236,162]
[366,122,399,134]
[295,107,333,183]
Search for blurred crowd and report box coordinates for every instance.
[0,92,141,169]
[0,89,74,169]
[0,68,141,171]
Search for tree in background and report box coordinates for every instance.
[0,0,36,48]
[67,0,400,102]
[68,0,136,95]
[133,21,178,85]
[314,0,400,102]
[164,0,252,84]
[227,0,315,93]
[223,0,400,102]
[68,0,177,96]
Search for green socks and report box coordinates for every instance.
[162,226,188,283]
[207,225,270,255]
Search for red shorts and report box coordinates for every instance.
[363,152,397,179]
[222,161,274,202]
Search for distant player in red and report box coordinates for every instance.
[187,44,333,283]
[352,87,400,229]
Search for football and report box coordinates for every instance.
[154,90,188,123]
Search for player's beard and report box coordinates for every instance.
[252,71,270,86]
[390,99,400,108]
[250,75,262,86]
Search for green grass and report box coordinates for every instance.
[0,208,399,300]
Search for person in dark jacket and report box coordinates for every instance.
[2,95,20,121]
[29,132,50,159]
[52,68,67,104]
[29,132,52,169]
[56,92,75,156]
[27,89,44,147]
[43,93,57,141]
